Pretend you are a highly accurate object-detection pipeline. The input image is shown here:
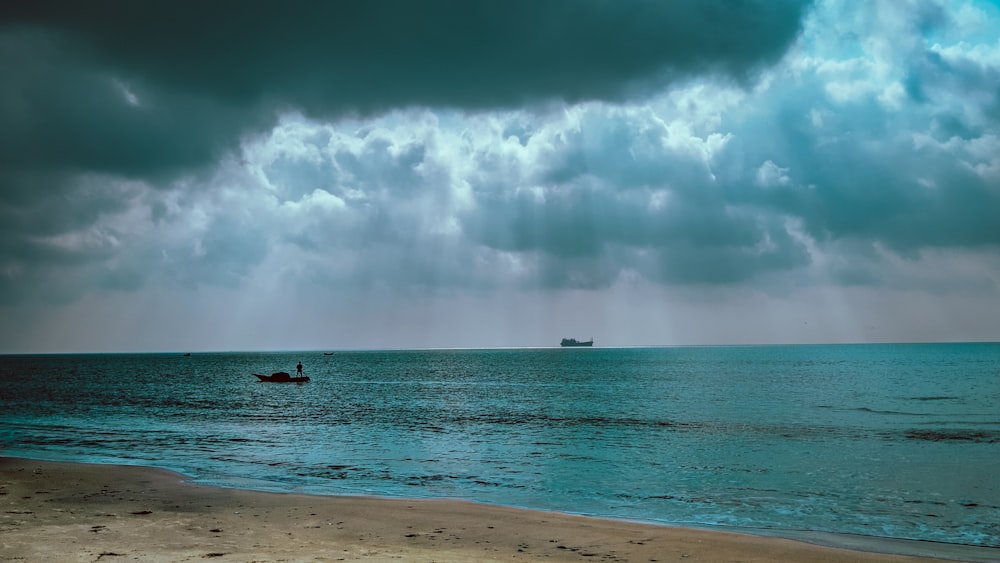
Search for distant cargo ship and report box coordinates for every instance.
[560,338,594,347]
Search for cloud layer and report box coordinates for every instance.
[1,0,808,185]
[2,0,999,350]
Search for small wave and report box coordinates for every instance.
[855,407,929,416]
[904,430,999,443]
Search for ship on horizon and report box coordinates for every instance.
[560,337,594,347]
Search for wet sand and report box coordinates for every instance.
[1,457,986,562]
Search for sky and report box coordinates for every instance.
[1,0,999,353]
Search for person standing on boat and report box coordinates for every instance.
[296,362,303,376]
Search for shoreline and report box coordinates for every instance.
[2,457,995,562]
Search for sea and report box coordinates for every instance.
[2,344,998,558]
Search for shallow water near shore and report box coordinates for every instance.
[2,344,998,551]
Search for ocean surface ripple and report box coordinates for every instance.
[1,343,998,549]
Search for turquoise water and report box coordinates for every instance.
[1,344,998,549]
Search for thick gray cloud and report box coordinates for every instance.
[0,0,813,306]
[460,126,812,287]
[4,1,810,109]
[1,0,809,184]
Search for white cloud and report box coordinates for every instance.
[755,160,792,188]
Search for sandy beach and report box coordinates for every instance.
[1,457,986,562]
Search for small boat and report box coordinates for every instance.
[560,338,594,347]
[323,352,334,356]
[254,372,310,383]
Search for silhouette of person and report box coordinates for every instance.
[296,362,303,375]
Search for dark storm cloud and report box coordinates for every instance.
[0,0,811,190]
[3,0,811,111]
[0,0,812,297]
[0,30,268,184]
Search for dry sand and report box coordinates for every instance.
[0,457,986,562]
